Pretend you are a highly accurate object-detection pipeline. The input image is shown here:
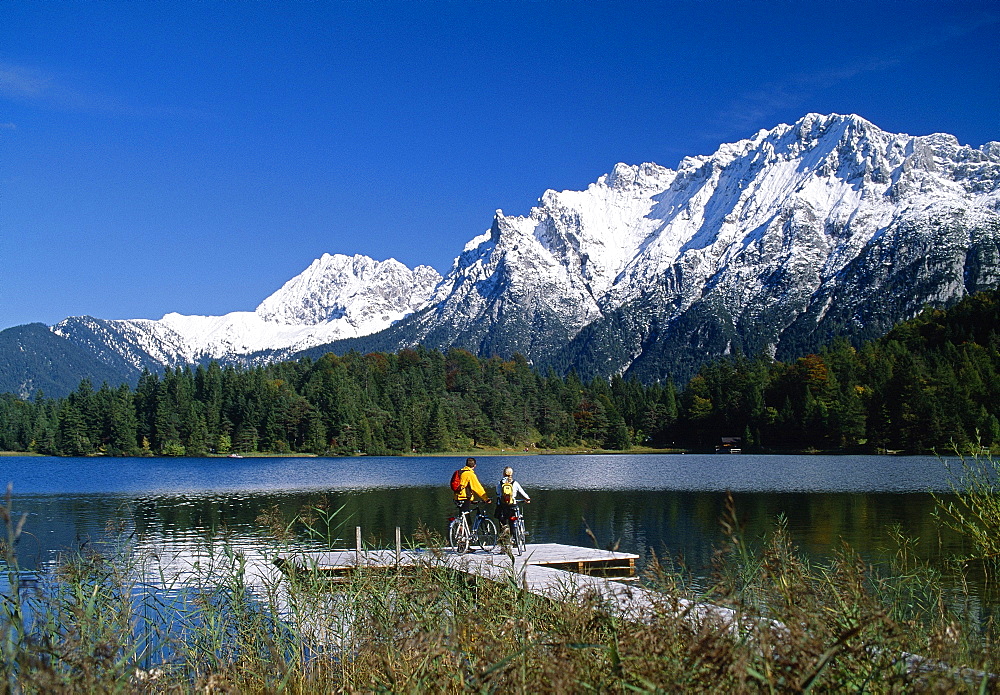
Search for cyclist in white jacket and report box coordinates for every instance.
[495,466,530,539]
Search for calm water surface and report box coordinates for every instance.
[3,453,994,671]
[1,452,959,495]
[0,453,974,572]
[3,452,993,645]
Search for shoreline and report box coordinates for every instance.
[2,446,973,459]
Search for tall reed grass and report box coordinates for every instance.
[934,449,1000,566]
[1,486,996,693]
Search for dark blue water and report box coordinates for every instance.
[0,453,958,495]
[1,452,993,665]
[0,453,973,573]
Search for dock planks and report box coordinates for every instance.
[276,543,637,577]
[276,543,736,628]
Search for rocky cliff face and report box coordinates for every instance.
[379,113,999,382]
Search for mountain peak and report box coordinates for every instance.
[600,162,673,191]
[396,112,999,383]
[255,254,441,326]
[10,113,998,398]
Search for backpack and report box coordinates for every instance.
[450,469,464,493]
[500,480,514,505]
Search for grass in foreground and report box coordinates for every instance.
[1,491,998,692]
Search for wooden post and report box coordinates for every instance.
[395,527,402,566]
[356,526,362,565]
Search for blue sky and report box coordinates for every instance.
[2,0,997,330]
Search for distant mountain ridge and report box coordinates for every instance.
[49,254,441,370]
[304,113,1000,382]
[3,113,998,397]
[0,323,134,399]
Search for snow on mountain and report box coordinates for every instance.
[394,113,999,379]
[35,113,1000,390]
[257,253,442,327]
[406,162,681,358]
[52,254,442,369]
[614,114,1000,325]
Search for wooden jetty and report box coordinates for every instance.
[275,541,737,628]
[277,542,637,578]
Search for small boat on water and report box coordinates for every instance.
[227,453,243,459]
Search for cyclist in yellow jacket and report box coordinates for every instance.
[454,457,491,514]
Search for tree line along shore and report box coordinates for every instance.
[1,290,998,458]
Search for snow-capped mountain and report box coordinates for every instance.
[51,254,442,372]
[4,113,998,397]
[309,113,1000,382]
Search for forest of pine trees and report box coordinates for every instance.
[2,291,999,457]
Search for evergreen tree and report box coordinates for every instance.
[57,401,90,456]
[4,289,1000,457]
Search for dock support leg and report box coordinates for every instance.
[395,527,402,566]
[356,526,362,565]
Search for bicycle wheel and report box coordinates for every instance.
[515,518,526,554]
[449,517,470,554]
[476,517,498,552]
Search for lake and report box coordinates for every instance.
[0,452,977,576]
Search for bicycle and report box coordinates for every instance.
[448,503,498,554]
[499,504,527,555]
